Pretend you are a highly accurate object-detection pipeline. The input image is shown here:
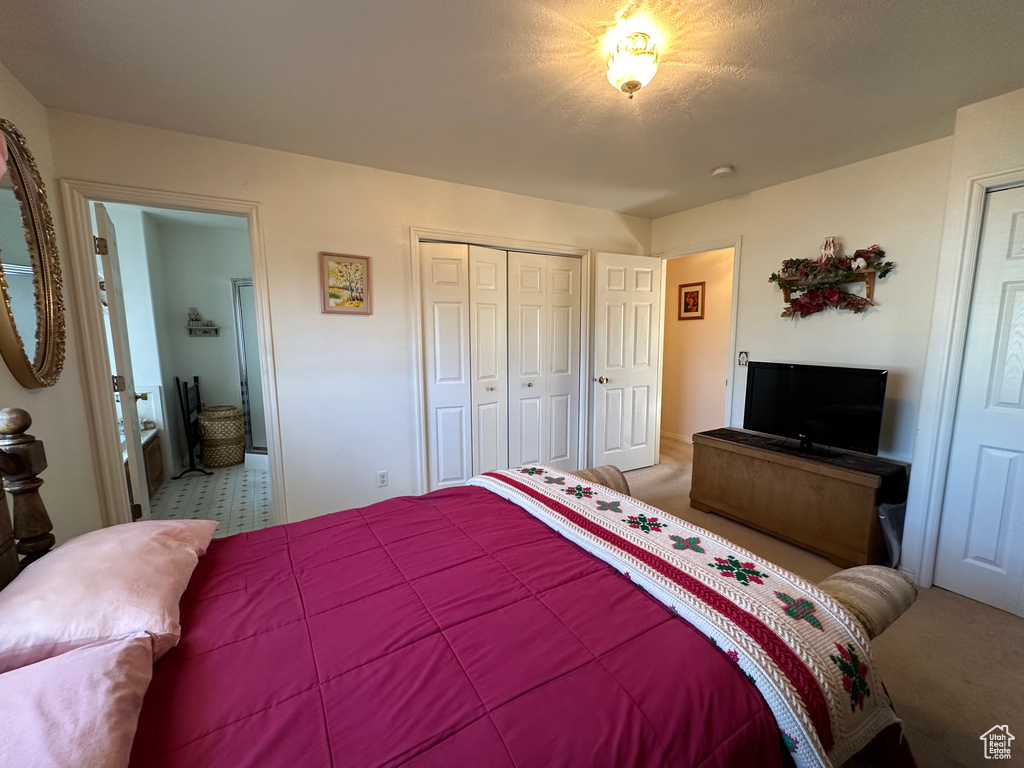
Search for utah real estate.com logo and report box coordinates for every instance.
[980,725,1014,760]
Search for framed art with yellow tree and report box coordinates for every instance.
[320,252,372,315]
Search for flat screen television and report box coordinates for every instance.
[742,361,887,455]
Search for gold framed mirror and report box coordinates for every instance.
[0,118,64,388]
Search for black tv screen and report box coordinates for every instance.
[742,361,887,455]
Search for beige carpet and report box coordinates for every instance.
[625,439,1024,768]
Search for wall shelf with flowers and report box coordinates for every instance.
[769,238,895,318]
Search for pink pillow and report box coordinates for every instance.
[0,519,217,673]
[0,632,154,768]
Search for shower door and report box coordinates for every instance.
[232,278,267,453]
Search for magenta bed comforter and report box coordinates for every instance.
[130,486,787,767]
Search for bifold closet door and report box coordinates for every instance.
[421,242,472,489]
[508,252,582,471]
[469,246,508,474]
[421,243,509,489]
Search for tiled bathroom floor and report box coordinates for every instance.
[149,464,274,538]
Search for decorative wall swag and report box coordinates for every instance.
[769,238,894,318]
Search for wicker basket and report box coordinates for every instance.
[198,406,245,468]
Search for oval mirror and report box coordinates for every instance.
[0,118,64,388]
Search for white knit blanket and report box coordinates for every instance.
[469,467,899,768]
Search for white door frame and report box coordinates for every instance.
[652,236,743,456]
[903,167,1024,587]
[410,227,591,494]
[59,179,287,527]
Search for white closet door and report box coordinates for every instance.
[509,252,545,465]
[420,242,472,489]
[934,185,1024,616]
[508,252,581,471]
[469,246,508,474]
[546,254,583,469]
[591,252,662,471]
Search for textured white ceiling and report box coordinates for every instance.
[2,0,1023,218]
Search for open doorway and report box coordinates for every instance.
[623,245,737,516]
[619,243,737,516]
[659,246,736,459]
[95,202,274,537]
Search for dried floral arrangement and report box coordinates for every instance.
[769,241,895,318]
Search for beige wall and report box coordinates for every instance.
[660,248,733,443]
[0,67,106,542]
[652,137,954,461]
[150,218,252,428]
[46,110,650,525]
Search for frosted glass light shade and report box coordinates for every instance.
[606,32,660,97]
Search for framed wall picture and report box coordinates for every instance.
[319,252,372,315]
[678,281,705,320]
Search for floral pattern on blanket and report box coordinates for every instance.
[776,592,825,631]
[669,535,705,553]
[468,466,899,768]
[708,554,771,586]
[621,512,666,533]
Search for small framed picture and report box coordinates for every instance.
[319,252,372,315]
[678,281,705,320]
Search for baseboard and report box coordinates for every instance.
[897,564,919,585]
[660,431,692,445]
[244,452,270,471]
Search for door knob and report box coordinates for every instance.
[527,382,534,387]
[595,376,609,384]
[486,386,495,391]
[134,392,149,401]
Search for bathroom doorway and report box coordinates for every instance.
[94,202,274,535]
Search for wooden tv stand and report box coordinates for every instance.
[689,429,907,568]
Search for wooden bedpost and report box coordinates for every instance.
[0,484,16,588]
[0,408,55,568]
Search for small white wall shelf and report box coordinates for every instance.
[187,326,219,337]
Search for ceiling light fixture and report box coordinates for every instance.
[606,27,660,98]
[711,165,735,179]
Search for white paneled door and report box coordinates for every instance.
[934,185,1024,617]
[421,245,582,488]
[421,242,473,489]
[508,252,582,471]
[591,252,662,472]
[95,204,150,521]
[469,246,508,474]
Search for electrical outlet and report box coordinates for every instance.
[738,351,749,366]
[376,470,389,488]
